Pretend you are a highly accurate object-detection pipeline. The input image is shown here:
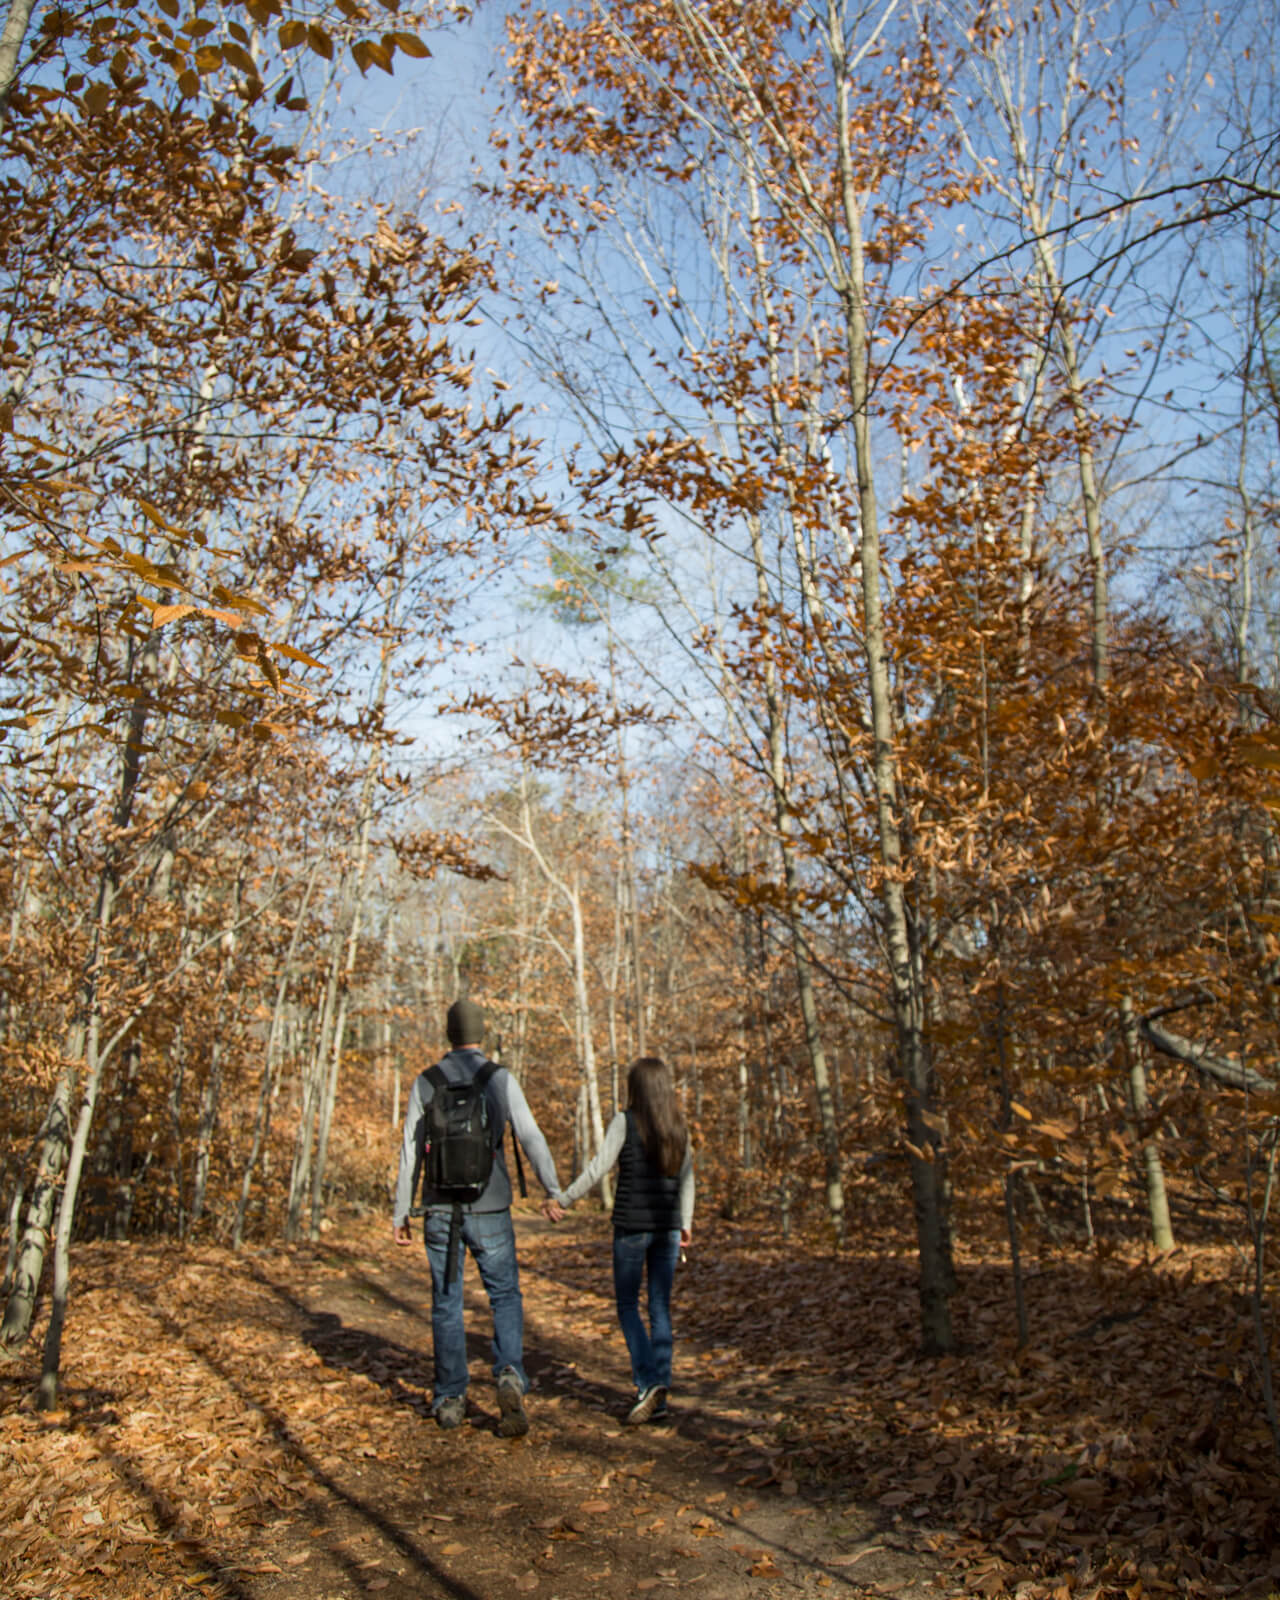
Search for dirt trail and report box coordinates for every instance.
[233,1211,945,1600]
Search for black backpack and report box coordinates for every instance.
[423,1059,499,1202]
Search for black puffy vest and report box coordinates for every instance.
[612,1109,683,1232]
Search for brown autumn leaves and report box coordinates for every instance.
[2,1213,1278,1600]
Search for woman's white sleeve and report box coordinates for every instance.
[561,1112,627,1206]
[678,1142,695,1230]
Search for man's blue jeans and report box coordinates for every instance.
[612,1226,681,1393]
[424,1208,527,1409]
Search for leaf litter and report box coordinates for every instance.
[0,1211,1275,1600]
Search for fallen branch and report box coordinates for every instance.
[1069,1304,1150,1341]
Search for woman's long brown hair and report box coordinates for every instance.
[627,1057,687,1178]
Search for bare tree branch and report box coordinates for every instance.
[1140,1016,1277,1093]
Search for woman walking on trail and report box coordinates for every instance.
[546,1057,694,1425]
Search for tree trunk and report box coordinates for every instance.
[1,848,124,1349]
[1004,1168,1029,1348]
[38,1002,109,1408]
[233,1044,280,1250]
[827,0,954,1349]
[302,603,395,1238]
[606,881,623,1111]
[3,1174,25,1297]
[309,986,350,1236]
[168,1022,188,1237]
[743,505,847,1244]
[490,771,614,1204]
[723,154,847,1243]
[1121,997,1174,1250]
[0,1057,77,1350]
[608,627,646,1059]
[107,1039,141,1239]
[233,854,324,1248]
[1048,309,1109,696]
[190,1033,224,1233]
[0,0,41,148]
[569,868,612,1209]
[286,984,331,1240]
[189,861,248,1231]
[381,913,398,1127]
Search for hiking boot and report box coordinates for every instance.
[497,1368,529,1438]
[435,1396,466,1430]
[626,1385,667,1426]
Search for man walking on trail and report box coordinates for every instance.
[392,998,563,1437]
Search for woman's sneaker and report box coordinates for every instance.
[626,1386,668,1426]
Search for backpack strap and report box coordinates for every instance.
[444,1203,463,1290]
[509,1126,528,1199]
[442,1060,497,1292]
[422,1057,495,1109]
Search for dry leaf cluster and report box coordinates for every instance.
[523,1219,1280,1600]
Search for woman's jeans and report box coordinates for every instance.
[612,1226,681,1393]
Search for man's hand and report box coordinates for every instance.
[392,1222,413,1246]
[680,1226,692,1248]
[542,1198,565,1223]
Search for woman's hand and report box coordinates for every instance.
[543,1198,565,1223]
[680,1226,692,1248]
[392,1222,413,1246]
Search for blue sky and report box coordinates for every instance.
[309,1,1280,776]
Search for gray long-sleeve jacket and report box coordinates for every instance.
[393,1047,562,1227]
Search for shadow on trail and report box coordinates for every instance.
[255,1269,642,1442]
[305,1246,431,1324]
[6,1371,263,1600]
[79,1422,262,1600]
[136,1297,491,1600]
[263,1264,821,1556]
[244,1230,922,1594]
[229,1229,939,1596]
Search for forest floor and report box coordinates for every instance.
[1,1206,1278,1600]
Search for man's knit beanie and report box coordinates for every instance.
[446,998,485,1047]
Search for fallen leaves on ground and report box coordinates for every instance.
[519,1216,1280,1600]
[2,1212,1278,1600]
[0,1238,412,1600]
